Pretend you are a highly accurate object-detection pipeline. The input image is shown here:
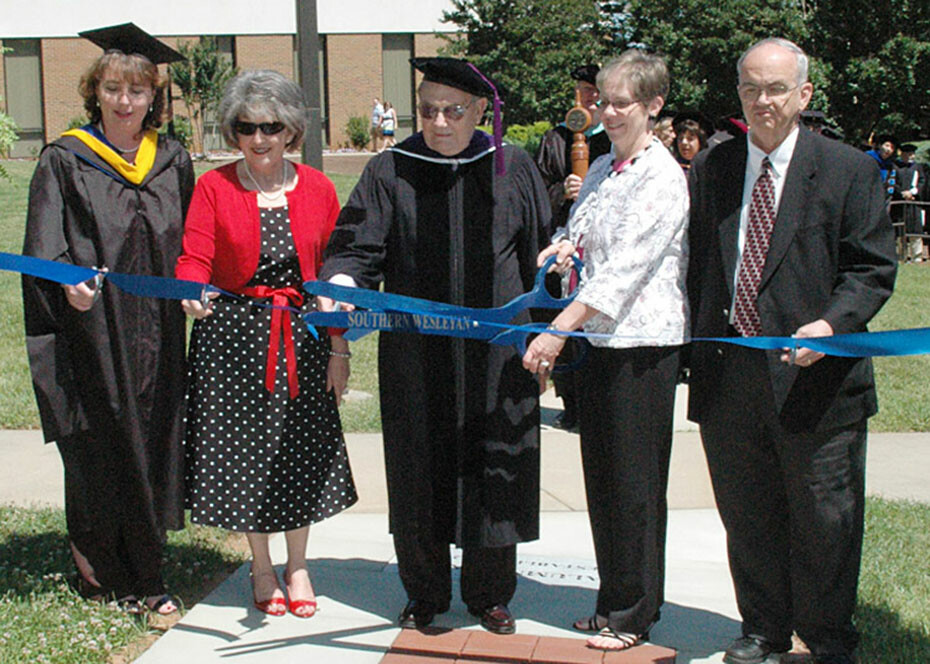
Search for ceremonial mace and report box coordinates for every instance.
[565,88,592,178]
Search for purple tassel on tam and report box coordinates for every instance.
[466,62,505,175]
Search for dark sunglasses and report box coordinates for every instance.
[234,120,286,136]
[417,99,476,121]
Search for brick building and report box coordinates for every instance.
[1,0,456,157]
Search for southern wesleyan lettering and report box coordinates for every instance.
[345,310,475,333]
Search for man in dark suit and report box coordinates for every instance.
[687,38,896,664]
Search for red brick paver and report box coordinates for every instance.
[602,643,677,664]
[381,653,458,664]
[391,627,471,658]
[531,636,606,663]
[381,629,677,663]
[460,631,539,662]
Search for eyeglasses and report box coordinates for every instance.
[234,120,286,136]
[737,83,799,101]
[417,99,476,121]
[597,97,642,112]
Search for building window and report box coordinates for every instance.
[381,34,414,142]
[3,39,44,157]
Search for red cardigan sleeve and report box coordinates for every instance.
[176,169,221,284]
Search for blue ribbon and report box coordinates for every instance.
[0,252,98,285]
[304,255,582,323]
[6,250,930,360]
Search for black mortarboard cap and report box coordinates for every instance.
[570,64,599,86]
[79,22,185,65]
[410,57,506,175]
[673,110,714,139]
[410,57,495,97]
[900,143,917,153]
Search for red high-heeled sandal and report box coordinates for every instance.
[284,568,317,618]
[250,567,287,616]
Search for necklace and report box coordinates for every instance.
[243,160,288,203]
[99,123,140,154]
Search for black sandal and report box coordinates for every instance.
[586,626,645,651]
[117,595,144,615]
[145,594,179,616]
[573,613,608,632]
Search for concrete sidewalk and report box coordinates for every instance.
[5,386,929,510]
[2,386,929,663]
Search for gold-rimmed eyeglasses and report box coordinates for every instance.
[737,82,799,102]
[417,98,477,121]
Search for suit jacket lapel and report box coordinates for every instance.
[718,139,747,299]
[760,128,816,290]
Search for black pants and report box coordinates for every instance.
[57,432,167,598]
[393,530,516,610]
[700,346,865,656]
[579,345,680,635]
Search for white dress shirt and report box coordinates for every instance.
[731,127,801,315]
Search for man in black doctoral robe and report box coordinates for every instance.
[319,57,550,634]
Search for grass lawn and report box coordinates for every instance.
[0,504,248,664]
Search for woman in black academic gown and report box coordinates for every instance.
[21,25,193,615]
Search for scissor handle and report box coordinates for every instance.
[526,254,584,309]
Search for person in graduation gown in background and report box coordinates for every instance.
[21,23,193,616]
[318,57,551,635]
[536,64,612,233]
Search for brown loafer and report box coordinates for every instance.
[469,603,516,635]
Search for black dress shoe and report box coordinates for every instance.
[397,599,443,629]
[469,603,516,635]
[723,635,788,664]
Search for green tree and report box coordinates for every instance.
[0,46,17,180]
[440,0,618,126]
[0,100,18,181]
[169,37,237,156]
[610,0,809,121]
[809,0,930,144]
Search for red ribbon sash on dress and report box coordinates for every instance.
[238,285,304,399]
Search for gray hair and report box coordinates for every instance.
[218,70,307,150]
[596,49,669,104]
[737,38,809,85]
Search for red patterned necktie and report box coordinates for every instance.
[733,157,775,337]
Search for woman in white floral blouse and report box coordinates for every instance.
[523,50,689,653]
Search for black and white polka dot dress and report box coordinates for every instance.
[184,206,358,533]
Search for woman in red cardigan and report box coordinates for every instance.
[176,70,357,619]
